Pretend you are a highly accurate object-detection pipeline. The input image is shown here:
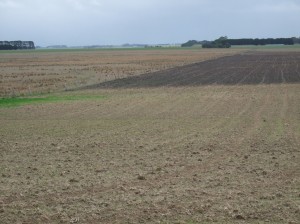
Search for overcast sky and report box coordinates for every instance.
[0,0,299,46]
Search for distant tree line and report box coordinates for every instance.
[293,37,300,44]
[0,45,18,50]
[181,40,210,47]
[182,37,300,48]
[202,36,231,48]
[0,41,35,50]
[227,38,294,45]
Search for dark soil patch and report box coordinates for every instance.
[86,52,300,88]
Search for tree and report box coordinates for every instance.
[202,36,231,48]
[181,40,199,47]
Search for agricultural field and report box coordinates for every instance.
[0,48,242,97]
[89,52,300,88]
[0,48,300,223]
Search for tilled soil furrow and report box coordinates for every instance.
[85,52,300,88]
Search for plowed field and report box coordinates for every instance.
[89,52,300,88]
[0,48,241,97]
[0,49,300,224]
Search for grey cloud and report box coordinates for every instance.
[0,0,299,46]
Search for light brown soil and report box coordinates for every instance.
[1,84,299,223]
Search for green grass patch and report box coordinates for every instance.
[269,119,285,141]
[0,95,105,107]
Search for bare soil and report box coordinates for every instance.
[0,50,299,223]
[87,51,300,88]
[0,48,241,97]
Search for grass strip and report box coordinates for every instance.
[0,95,105,107]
